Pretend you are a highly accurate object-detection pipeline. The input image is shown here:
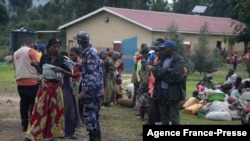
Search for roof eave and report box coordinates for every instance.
[37,30,60,33]
[58,7,105,30]
[58,6,237,37]
[58,7,153,31]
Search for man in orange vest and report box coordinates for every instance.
[13,37,40,132]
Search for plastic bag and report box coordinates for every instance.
[205,110,232,121]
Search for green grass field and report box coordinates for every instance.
[0,62,16,94]
[0,62,248,140]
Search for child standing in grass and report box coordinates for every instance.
[138,92,149,120]
[136,57,150,120]
[113,78,124,104]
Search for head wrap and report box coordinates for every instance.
[140,44,149,55]
[47,38,61,48]
[99,50,107,58]
[70,47,80,55]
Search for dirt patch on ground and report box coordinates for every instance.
[0,95,142,141]
[0,74,142,141]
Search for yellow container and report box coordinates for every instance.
[184,103,203,115]
[182,97,198,108]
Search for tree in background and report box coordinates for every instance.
[0,4,8,25]
[172,0,234,17]
[165,23,185,58]
[164,23,193,72]
[0,0,249,59]
[0,4,9,46]
[190,22,220,74]
[172,0,196,14]
[228,0,250,54]
[246,46,250,77]
[151,0,169,12]
[204,0,234,17]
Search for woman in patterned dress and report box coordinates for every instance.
[23,38,72,141]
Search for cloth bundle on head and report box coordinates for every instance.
[206,73,213,80]
[112,51,120,60]
[47,38,61,48]
[159,40,176,49]
[38,43,46,52]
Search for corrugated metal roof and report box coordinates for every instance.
[58,6,244,35]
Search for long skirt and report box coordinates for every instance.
[73,80,83,125]
[103,76,115,105]
[25,80,64,141]
[62,77,82,137]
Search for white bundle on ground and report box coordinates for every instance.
[205,109,232,121]
[208,101,229,112]
[125,83,134,99]
[204,100,239,121]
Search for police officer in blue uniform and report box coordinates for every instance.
[73,31,103,141]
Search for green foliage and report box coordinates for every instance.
[9,0,32,8]
[230,0,250,25]
[227,0,250,53]
[172,0,196,14]
[246,62,250,77]
[246,45,250,77]
[29,9,42,21]
[205,0,234,17]
[0,63,16,93]
[0,4,9,25]
[191,22,220,74]
[0,46,10,57]
[29,20,49,30]
[164,23,194,72]
[165,23,185,57]
[12,21,30,29]
[186,61,195,74]
[173,0,234,17]
[0,25,10,46]
[151,0,169,12]
[132,0,150,10]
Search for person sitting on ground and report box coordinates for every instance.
[196,73,209,93]
[225,69,237,84]
[229,80,250,101]
[193,74,216,100]
[217,69,237,93]
[201,74,215,89]
[230,82,244,99]
[241,80,250,94]
[228,76,242,95]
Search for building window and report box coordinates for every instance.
[216,41,222,50]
